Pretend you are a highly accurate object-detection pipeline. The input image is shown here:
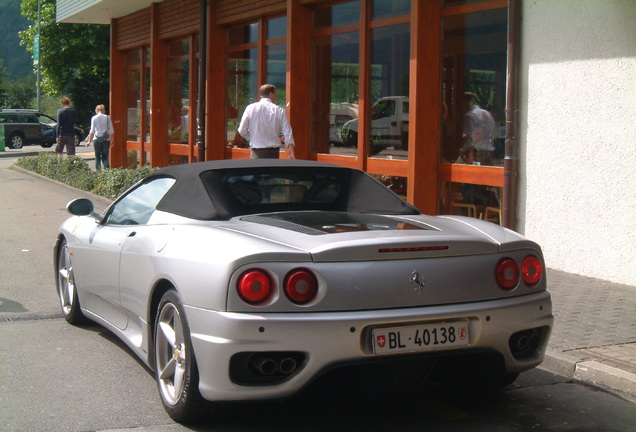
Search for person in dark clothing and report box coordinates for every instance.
[55,97,78,156]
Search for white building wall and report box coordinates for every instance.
[519,0,636,285]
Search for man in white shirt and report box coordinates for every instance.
[237,84,296,159]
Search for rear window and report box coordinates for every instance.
[226,173,341,206]
[0,113,16,123]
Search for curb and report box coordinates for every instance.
[10,164,111,207]
[541,349,636,403]
[574,361,636,402]
[0,150,40,158]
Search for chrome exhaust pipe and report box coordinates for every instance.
[279,357,297,375]
[254,358,278,375]
[515,335,530,351]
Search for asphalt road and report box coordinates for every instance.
[1,153,634,432]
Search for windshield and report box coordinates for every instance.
[36,113,56,126]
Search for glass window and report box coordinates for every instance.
[227,48,258,142]
[228,22,258,45]
[313,1,360,29]
[441,8,507,167]
[167,38,190,144]
[443,0,487,6]
[267,16,287,39]
[125,50,140,66]
[267,43,286,107]
[371,0,410,20]
[441,180,502,224]
[144,48,151,144]
[226,18,287,147]
[125,68,141,142]
[310,31,360,155]
[106,177,176,225]
[367,23,410,159]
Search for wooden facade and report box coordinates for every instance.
[107,0,510,221]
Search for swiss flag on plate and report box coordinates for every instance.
[376,335,386,348]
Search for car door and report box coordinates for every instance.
[18,113,40,143]
[71,177,176,330]
[370,99,396,147]
[35,112,57,142]
[71,222,133,330]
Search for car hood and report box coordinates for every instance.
[219,211,537,262]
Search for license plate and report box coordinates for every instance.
[372,321,470,355]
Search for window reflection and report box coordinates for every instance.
[441,8,507,166]
[144,49,151,143]
[375,174,408,198]
[313,1,360,29]
[227,48,257,143]
[267,16,286,39]
[368,23,410,159]
[371,0,410,20]
[125,68,140,142]
[167,38,190,145]
[310,31,360,155]
[228,23,258,45]
[227,18,287,147]
[441,180,502,225]
[267,43,287,107]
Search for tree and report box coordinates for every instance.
[0,59,9,107]
[0,0,33,80]
[3,75,37,108]
[19,0,110,126]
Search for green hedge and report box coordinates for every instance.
[14,153,157,199]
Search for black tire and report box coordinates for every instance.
[431,354,519,392]
[154,290,207,422]
[74,131,82,147]
[55,240,87,325]
[343,130,358,148]
[8,133,24,149]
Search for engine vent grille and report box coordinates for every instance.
[240,215,326,235]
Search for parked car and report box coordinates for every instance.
[0,109,85,149]
[328,102,358,146]
[340,96,409,154]
[55,159,552,422]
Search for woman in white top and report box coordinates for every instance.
[86,104,115,171]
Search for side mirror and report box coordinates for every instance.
[66,198,104,223]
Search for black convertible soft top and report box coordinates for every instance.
[147,159,420,220]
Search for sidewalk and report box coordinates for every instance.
[541,269,635,402]
[2,145,635,402]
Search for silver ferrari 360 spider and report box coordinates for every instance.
[55,159,552,421]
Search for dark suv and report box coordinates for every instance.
[0,109,85,149]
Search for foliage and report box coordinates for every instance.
[92,165,158,200]
[19,0,110,127]
[0,0,32,80]
[1,75,37,108]
[0,59,8,107]
[14,153,157,199]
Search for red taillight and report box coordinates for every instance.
[496,258,520,290]
[522,255,543,286]
[284,269,318,304]
[237,270,272,304]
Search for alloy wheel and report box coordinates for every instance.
[57,243,75,316]
[155,301,187,406]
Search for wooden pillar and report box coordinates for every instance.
[109,19,126,168]
[206,2,227,161]
[286,0,311,160]
[149,3,168,167]
[408,0,441,214]
[356,0,370,171]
